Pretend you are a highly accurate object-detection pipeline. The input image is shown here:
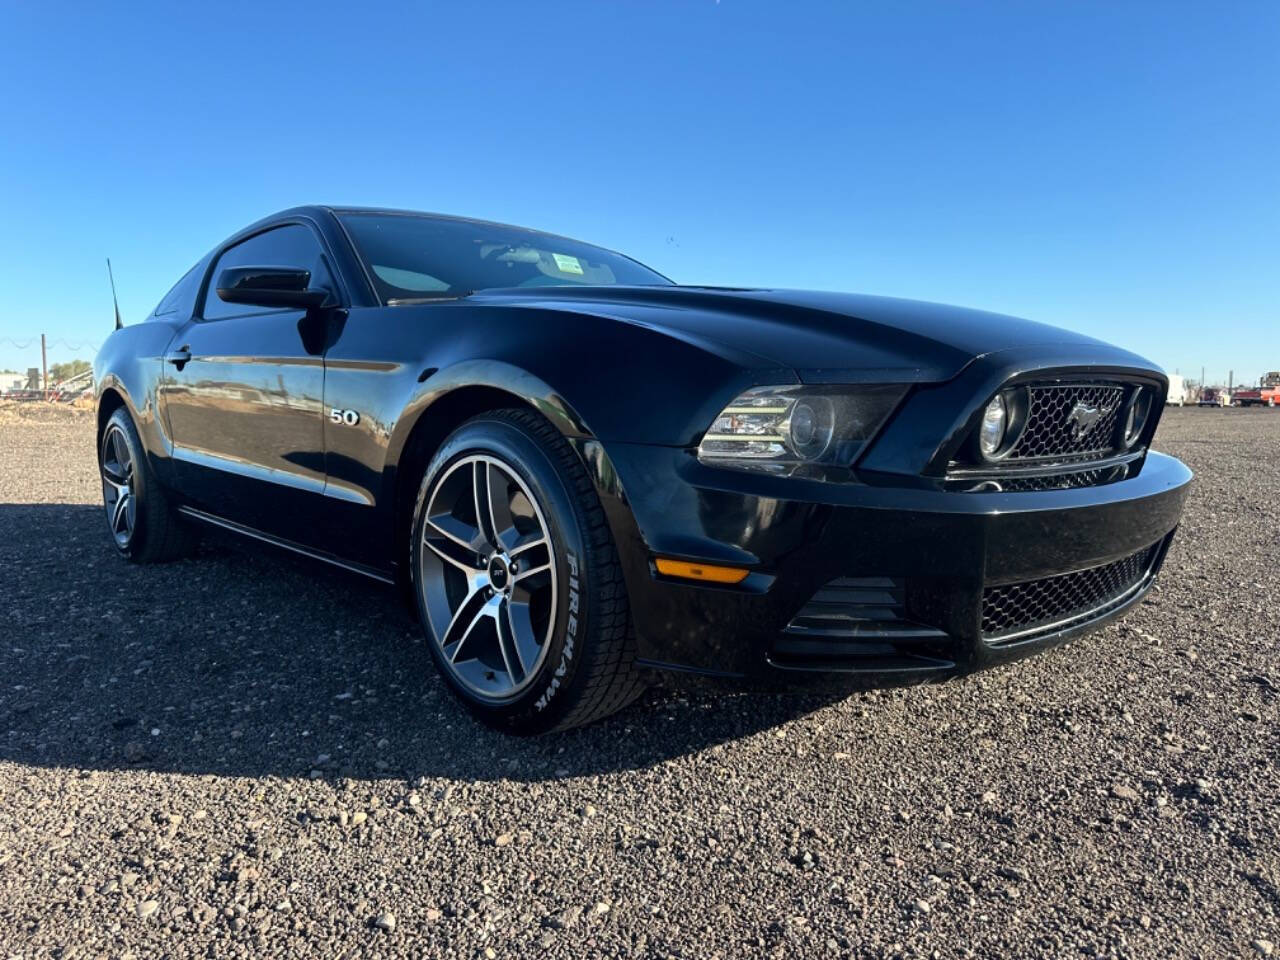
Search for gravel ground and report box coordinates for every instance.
[1,404,1277,959]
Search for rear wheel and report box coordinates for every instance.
[410,409,645,734]
[100,407,197,563]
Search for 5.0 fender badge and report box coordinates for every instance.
[329,408,360,426]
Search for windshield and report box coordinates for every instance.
[340,213,672,303]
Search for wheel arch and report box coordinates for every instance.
[387,365,627,590]
[97,385,128,449]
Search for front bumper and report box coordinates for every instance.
[594,443,1192,687]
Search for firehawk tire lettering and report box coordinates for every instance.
[537,551,580,711]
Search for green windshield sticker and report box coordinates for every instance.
[552,253,584,275]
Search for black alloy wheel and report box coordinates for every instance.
[410,409,646,734]
[99,406,196,563]
[417,452,557,701]
[101,421,137,549]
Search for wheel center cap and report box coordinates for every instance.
[487,556,509,590]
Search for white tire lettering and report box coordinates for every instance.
[535,550,580,712]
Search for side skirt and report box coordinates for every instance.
[177,506,395,585]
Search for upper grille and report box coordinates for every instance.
[1007,384,1125,462]
[981,541,1162,643]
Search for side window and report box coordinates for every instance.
[153,262,203,318]
[201,224,334,321]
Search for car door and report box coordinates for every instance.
[160,222,340,546]
[318,304,438,570]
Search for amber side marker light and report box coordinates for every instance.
[654,558,750,584]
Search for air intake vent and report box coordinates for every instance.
[772,577,951,673]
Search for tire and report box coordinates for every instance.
[99,406,198,563]
[410,409,646,734]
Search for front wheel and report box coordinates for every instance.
[410,409,645,734]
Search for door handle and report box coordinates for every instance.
[165,346,191,367]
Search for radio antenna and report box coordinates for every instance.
[107,258,123,330]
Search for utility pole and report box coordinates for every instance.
[41,333,48,400]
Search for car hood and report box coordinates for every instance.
[469,285,1148,383]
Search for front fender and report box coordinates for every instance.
[386,359,593,471]
[94,322,182,482]
[322,300,797,571]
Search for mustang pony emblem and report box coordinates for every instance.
[1066,401,1112,440]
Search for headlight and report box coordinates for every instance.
[697,385,905,470]
[1123,387,1151,447]
[978,394,1007,457]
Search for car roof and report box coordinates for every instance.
[250,205,592,249]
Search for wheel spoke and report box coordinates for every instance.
[111,491,130,534]
[472,461,498,550]
[486,463,522,552]
[102,458,127,485]
[510,538,551,584]
[425,512,485,554]
[441,589,493,664]
[422,529,480,574]
[513,561,551,584]
[501,598,542,681]
[102,429,127,485]
[112,429,129,475]
[508,534,548,564]
[493,599,521,682]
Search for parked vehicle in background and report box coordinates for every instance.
[1231,372,1280,407]
[1165,374,1186,406]
[1197,388,1231,407]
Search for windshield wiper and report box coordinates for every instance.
[387,291,474,305]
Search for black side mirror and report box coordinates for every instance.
[216,266,332,310]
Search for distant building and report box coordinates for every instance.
[1,370,26,393]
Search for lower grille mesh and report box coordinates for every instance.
[992,464,1127,492]
[982,541,1161,641]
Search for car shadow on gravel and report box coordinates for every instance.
[1,504,847,783]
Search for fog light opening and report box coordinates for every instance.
[979,394,1008,459]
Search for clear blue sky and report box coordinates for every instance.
[1,1,1276,386]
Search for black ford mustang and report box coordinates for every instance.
[94,206,1191,733]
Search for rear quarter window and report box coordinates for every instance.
[153,262,205,319]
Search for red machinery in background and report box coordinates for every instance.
[1232,371,1280,407]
